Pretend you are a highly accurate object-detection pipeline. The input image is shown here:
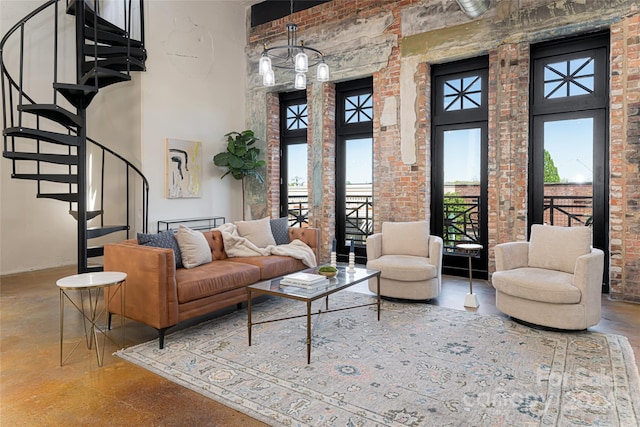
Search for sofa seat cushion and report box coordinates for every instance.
[226,256,306,280]
[492,267,580,304]
[367,255,437,282]
[176,260,260,304]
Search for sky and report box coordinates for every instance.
[443,118,594,184]
[287,119,593,186]
[287,138,373,186]
[544,117,593,183]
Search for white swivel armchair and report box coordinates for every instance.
[492,224,604,330]
[366,221,443,300]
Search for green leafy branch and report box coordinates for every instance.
[213,130,266,183]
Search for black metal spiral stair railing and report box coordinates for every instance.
[1,0,149,272]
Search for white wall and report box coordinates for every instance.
[1,1,79,275]
[141,1,247,232]
[0,1,247,275]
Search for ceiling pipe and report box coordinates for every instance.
[455,0,490,18]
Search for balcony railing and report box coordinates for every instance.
[288,193,591,253]
[544,195,592,227]
[443,195,480,253]
[287,194,374,244]
[287,195,309,228]
[442,193,593,254]
[344,195,373,245]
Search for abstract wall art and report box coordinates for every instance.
[166,138,202,198]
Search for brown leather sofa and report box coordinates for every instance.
[104,227,319,348]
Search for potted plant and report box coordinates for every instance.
[213,130,266,219]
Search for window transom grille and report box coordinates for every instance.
[544,57,595,99]
[286,103,308,130]
[345,94,373,123]
[444,76,482,111]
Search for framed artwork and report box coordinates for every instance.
[166,138,202,198]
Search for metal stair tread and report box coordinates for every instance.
[4,127,79,146]
[87,225,129,239]
[83,44,146,60]
[84,27,143,48]
[82,57,145,73]
[53,81,100,109]
[18,104,82,128]
[37,193,79,202]
[81,66,131,84]
[12,173,78,183]
[3,151,79,165]
[67,0,127,36]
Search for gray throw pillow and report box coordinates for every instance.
[137,231,183,268]
[270,217,290,245]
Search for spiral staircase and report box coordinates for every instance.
[1,0,149,272]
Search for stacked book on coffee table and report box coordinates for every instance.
[280,272,330,289]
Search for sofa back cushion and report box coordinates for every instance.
[205,230,227,260]
[270,217,291,245]
[528,224,591,274]
[137,231,183,268]
[235,217,277,248]
[381,221,429,258]
[175,225,213,268]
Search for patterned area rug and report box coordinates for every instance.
[116,292,640,426]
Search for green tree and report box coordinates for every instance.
[544,149,561,183]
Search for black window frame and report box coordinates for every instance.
[279,90,308,225]
[431,56,489,278]
[528,31,609,291]
[335,77,374,263]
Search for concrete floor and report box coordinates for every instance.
[1,265,638,426]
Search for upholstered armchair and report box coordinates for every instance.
[366,221,443,300]
[492,224,604,330]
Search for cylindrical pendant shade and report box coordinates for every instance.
[259,55,272,76]
[263,69,275,86]
[294,72,306,90]
[294,52,308,73]
[316,62,329,82]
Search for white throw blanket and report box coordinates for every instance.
[217,223,317,268]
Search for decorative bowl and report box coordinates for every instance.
[318,270,337,278]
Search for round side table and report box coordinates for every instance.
[456,243,482,308]
[56,271,126,367]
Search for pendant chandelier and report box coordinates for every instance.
[258,0,329,89]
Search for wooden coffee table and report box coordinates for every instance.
[247,264,381,364]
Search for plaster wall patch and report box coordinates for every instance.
[380,96,398,127]
[400,56,419,164]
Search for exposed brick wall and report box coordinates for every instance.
[266,92,280,219]
[315,82,336,263]
[610,14,640,301]
[417,62,430,224]
[487,43,530,272]
[372,3,427,230]
[247,1,640,301]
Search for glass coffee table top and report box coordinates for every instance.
[248,264,380,300]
